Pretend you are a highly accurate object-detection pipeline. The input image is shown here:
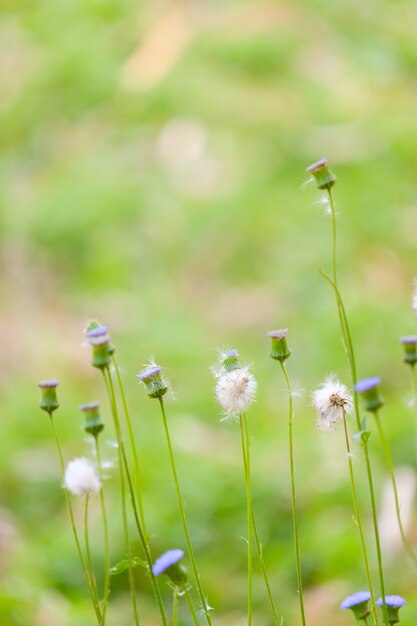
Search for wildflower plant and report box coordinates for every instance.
[36,160,415,626]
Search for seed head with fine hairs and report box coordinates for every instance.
[213,349,257,418]
[63,457,101,496]
[311,375,353,431]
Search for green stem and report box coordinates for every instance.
[49,415,102,624]
[172,589,179,626]
[102,369,140,626]
[103,368,168,626]
[410,366,417,462]
[278,362,306,626]
[185,588,200,626]
[239,415,281,625]
[158,398,213,626]
[95,436,111,622]
[112,356,148,541]
[84,495,98,600]
[374,410,417,572]
[342,411,379,626]
[325,188,388,625]
[239,414,253,626]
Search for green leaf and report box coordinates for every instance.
[353,429,371,445]
[110,557,146,576]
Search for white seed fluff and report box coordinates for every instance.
[215,368,257,417]
[413,280,417,316]
[63,457,101,496]
[311,375,353,431]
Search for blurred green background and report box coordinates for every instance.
[1,0,417,624]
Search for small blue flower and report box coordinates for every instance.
[399,335,417,345]
[152,549,184,576]
[376,596,406,609]
[224,349,238,359]
[138,365,162,381]
[340,591,371,621]
[376,596,406,624]
[354,377,380,393]
[86,325,109,339]
[341,591,371,609]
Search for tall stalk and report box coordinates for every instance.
[102,367,168,626]
[324,187,388,625]
[239,413,253,626]
[49,415,103,624]
[158,397,213,626]
[95,436,111,621]
[373,411,417,569]
[341,410,379,626]
[239,413,281,625]
[278,362,306,626]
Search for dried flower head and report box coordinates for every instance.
[63,457,101,496]
[213,349,257,418]
[311,375,353,431]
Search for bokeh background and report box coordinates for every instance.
[1,0,417,624]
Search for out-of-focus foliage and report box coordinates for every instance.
[0,0,416,624]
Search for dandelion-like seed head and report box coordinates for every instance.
[311,375,353,431]
[138,362,169,399]
[215,366,257,418]
[340,591,371,621]
[63,457,101,496]
[38,379,60,414]
[152,549,187,585]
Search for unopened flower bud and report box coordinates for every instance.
[85,320,115,355]
[376,596,406,624]
[354,377,384,413]
[222,349,241,372]
[341,591,371,621]
[38,379,60,415]
[268,329,291,362]
[152,549,187,586]
[86,325,113,369]
[81,401,104,438]
[306,158,336,190]
[138,365,168,399]
[399,336,417,366]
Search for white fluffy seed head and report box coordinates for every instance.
[412,280,417,316]
[63,457,101,496]
[311,375,353,431]
[215,368,257,417]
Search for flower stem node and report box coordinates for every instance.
[306,157,336,190]
[399,336,417,366]
[354,377,384,413]
[267,329,291,362]
[38,379,60,415]
[138,365,169,399]
[81,401,104,438]
[152,549,187,586]
[340,591,371,621]
[376,596,406,624]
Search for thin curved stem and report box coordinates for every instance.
[49,415,102,624]
[374,411,417,571]
[158,398,213,626]
[112,356,148,541]
[185,588,200,626]
[239,414,253,626]
[325,188,388,625]
[278,363,306,626]
[239,415,281,625]
[102,369,140,626]
[410,366,417,462]
[95,436,111,622]
[103,368,168,626]
[84,495,98,600]
[342,411,379,626]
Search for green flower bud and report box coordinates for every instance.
[138,365,168,399]
[268,329,291,362]
[306,158,336,190]
[81,402,104,438]
[38,380,60,415]
[400,336,417,366]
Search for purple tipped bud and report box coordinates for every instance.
[354,377,384,413]
[268,329,291,362]
[306,157,336,190]
[152,549,187,585]
[86,325,109,339]
[138,364,168,399]
[399,336,417,366]
[222,349,241,372]
[38,379,60,414]
[376,596,406,624]
[340,591,371,621]
[80,402,104,438]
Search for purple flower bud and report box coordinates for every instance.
[340,591,371,621]
[138,364,168,399]
[354,377,384,413]
[376,596,406,624]
[306,157,336,190]
[222,349,241,372]
[38,379,60,414]
[80,402,104,438]
[152,549,187,585]
[399,336,417,366]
